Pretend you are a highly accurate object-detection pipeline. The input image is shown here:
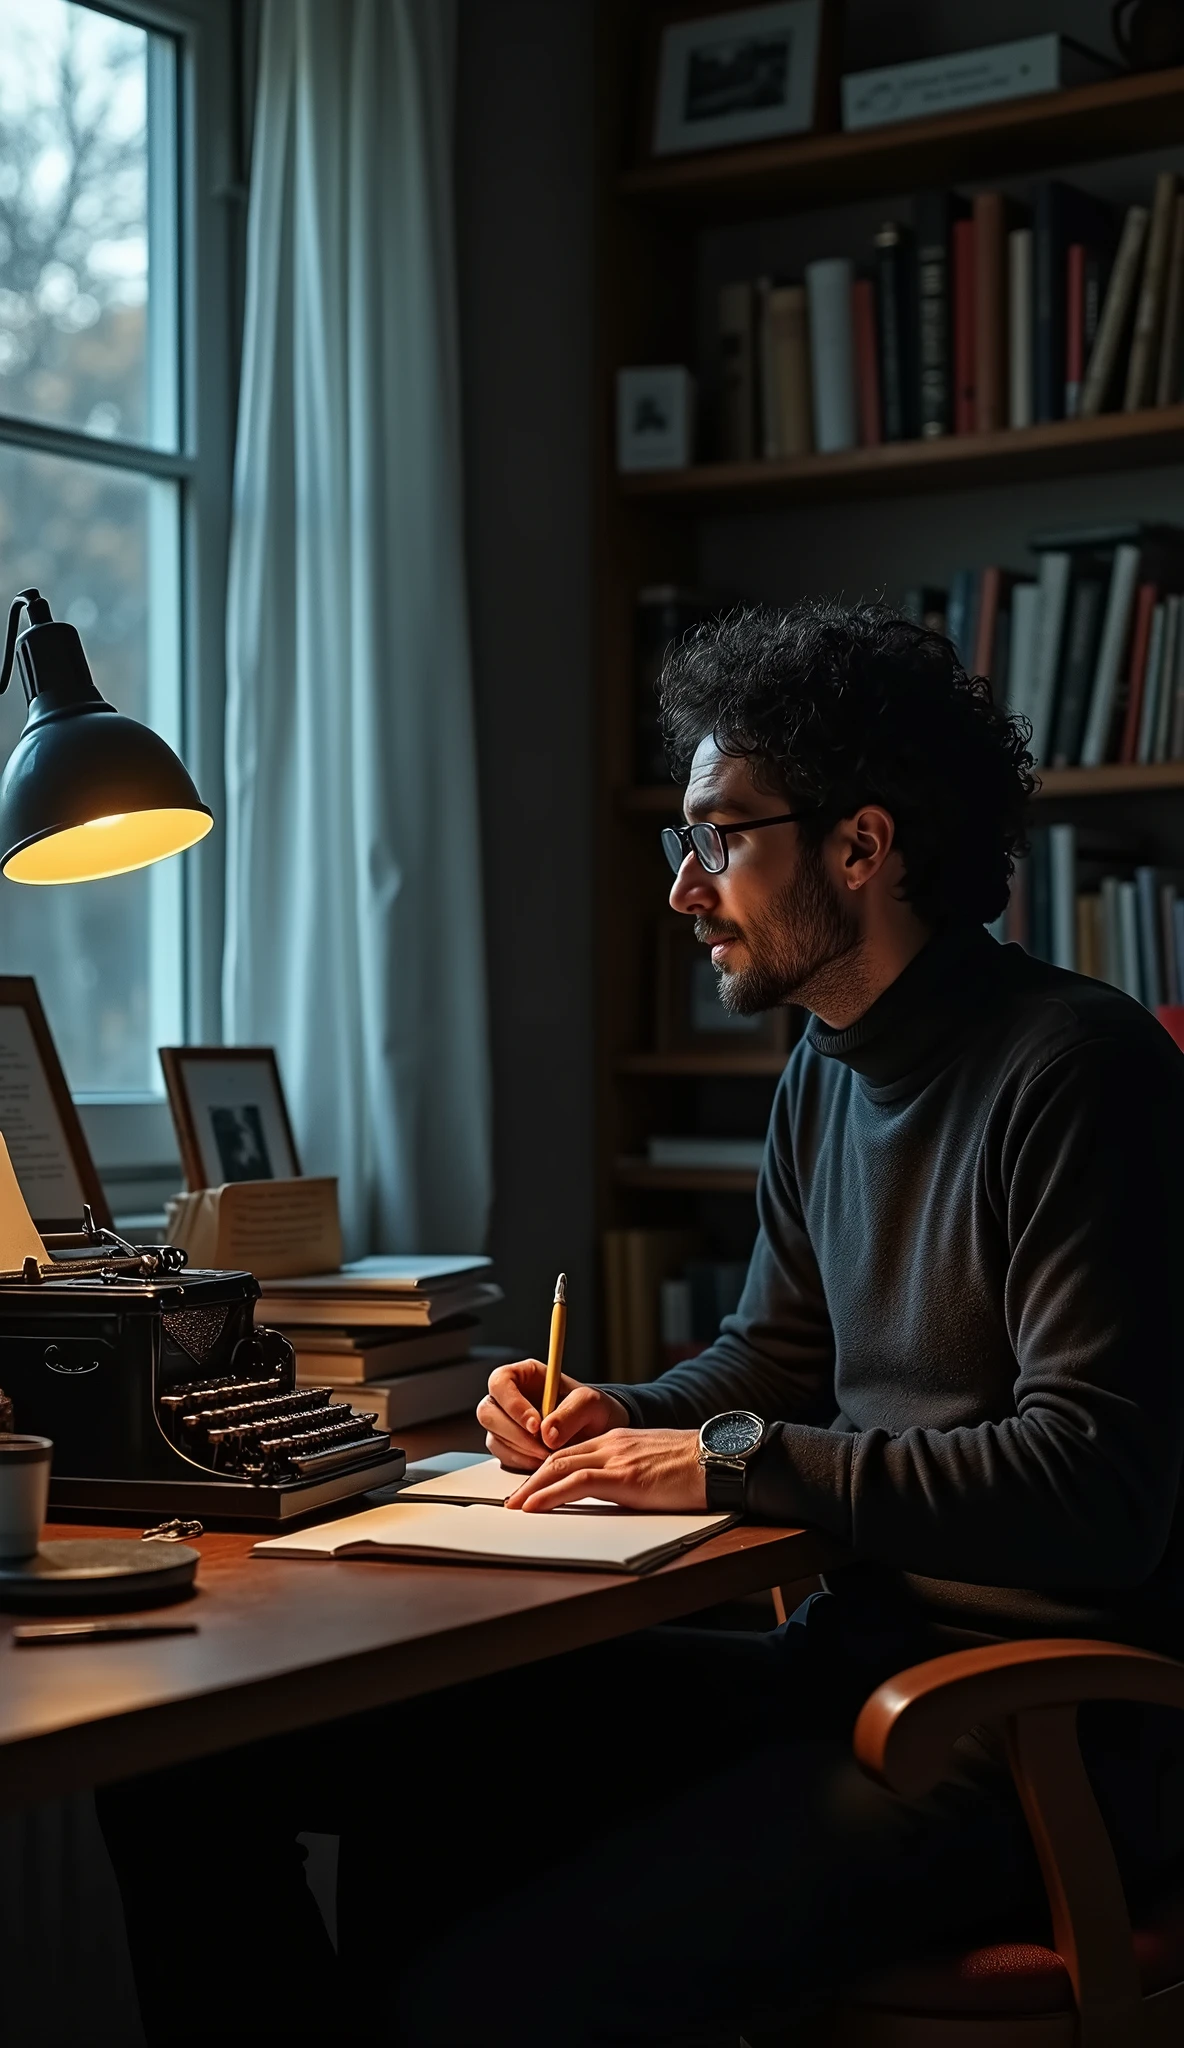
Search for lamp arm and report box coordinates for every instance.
[0,589,50,696]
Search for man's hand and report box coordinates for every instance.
[503,1428,707,1513]
[477,1360,630,1472]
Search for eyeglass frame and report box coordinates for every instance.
[660,811,811,877]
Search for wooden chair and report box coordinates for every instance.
[819,1637,1184,2046]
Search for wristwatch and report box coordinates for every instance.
[697,1410,767,1513]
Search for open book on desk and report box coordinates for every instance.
[396,1455,606,1508]
[253,1497,735,1575]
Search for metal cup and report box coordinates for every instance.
[0,1435,52,1560]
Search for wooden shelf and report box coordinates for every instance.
[618,66,1184,218]
[617,765,1184,815]
[615,1157,759,1194]
[617,1051,788,1077]
[619,407,1184,509]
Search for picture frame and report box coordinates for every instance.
[0,977,112,1232]
[649,0,838,160]
[159,1046,302,1193]
[655,922,791,1054]
[616,365,697,472]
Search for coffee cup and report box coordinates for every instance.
[0,1436,52,1560]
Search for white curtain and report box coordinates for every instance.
[224,0,490,1254]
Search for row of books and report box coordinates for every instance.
[605,1229,750,1382]
[1007,826,1184,1011]
[903,521,1184,769]
[717,172,1184,463]
[258,1254,504,1430]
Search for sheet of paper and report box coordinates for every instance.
[398,1456,616,1511]
[168,1176,342,1278]
[0,1006,85,1222]
[254,1499,734,1574]
[0,1131,48,1269]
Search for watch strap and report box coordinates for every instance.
[703,1458,747,1514]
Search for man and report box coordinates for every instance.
[101,601,1184,2046]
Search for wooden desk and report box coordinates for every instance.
[0,1512,837,1816]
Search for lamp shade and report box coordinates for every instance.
[0,588,213,884]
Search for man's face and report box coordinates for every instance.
[669,738,860,1015]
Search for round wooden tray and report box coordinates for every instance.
[0,1539,199,1611]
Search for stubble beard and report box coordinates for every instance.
[696,838,865,1018]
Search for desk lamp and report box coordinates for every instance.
[0,587,212,883]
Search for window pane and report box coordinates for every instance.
[0,442,183,1095]
[0,0,178,449]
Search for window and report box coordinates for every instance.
[0,0,235,1106]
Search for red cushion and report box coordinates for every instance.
[849,1889,1184,2017]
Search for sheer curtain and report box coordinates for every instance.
[224,0,490,1253]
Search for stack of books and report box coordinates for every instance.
[258,1255,505,1431]
[716,170,1184,461]
[1007,826,1184,1013]
[904,522,1184,768]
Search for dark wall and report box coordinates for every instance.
[455,0,597,1372]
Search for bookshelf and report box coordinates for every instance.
[593,8,1184,1379]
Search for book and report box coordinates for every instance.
[873,222,915,441]
[258,1280,503,1328]
[973,193,1011,433]
[1005,581,1042,726]
[1156,194,1184,406]
[1136,868,1165,1009]
[1170,603,1184,758]
[952,217,976,432]
[603,1227,701,1383]
[1033,182,1114,423]
[1118,880,1142,1002]
[317,1352,510,1431]
[1008,227,1033,427]
[718,282,755,460]
[1080,544,1143,764]
[1065,243,1091,418]
[1081,206,1149,416]
[254,1496,737,1576]
[1049,825,1077,971]
[805,258,857,452]
[1136,602,1168,764]
[1124,171,1178,410]
[1050,569,1107,766]
[915,190,965,438]
[1156,601,1183,760]
[1118,581,1159,764]
[945,567,981,671]
[758,281,813,458]
[840,35,1116,132]
[851,277,882,446]
[291,1316,480,1382]
[1027,551,1074,762]
[274,1253,493,1291]
[973,567,1017,682]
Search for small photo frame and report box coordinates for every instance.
[616,365,696,472]
[656,922,791,1054]
[651,1,833,158]
[159,1046,302,1192]
[0,977,112,1231]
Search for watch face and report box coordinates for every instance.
[702,1411,762,1457]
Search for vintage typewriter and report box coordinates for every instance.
[0,1213,405,1520]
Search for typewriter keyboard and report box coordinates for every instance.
[160,1375,392,1480]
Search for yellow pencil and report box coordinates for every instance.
[541,1272,567,1421]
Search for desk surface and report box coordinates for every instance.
[0,1512,836,1814]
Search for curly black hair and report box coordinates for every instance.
[658,597,1036,930]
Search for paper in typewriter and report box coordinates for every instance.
[254,1499,735,1574]
[0,1132,48,1269]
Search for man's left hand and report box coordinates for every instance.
[503,1428,706,1513]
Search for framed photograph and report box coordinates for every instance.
[651,1,836,159]
[656,923,791,1054]
[159,1046,302,1192]
[0,977,112,1232]
[617,365,696,472]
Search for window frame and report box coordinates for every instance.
[0,0,243,1198]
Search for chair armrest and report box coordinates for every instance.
[855,1637,1184,1797]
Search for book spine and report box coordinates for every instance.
[1033,184,1062,423]
[1028,552,1072,763]
[952,218,976,432]
[915,193,953,438]
[769,284,813,456]
[1154,593,1180,761]
[1065,242,1085,418]
[1117,881,1143,1002]
[1137,601,1168,764]
[1006,581,1042,725]
[1125,170,1178,410]
[1050,574,1105,767]
[1008,228,1033,428]
[1166,883,1182,1005]
[805,258,857,452]
[973,566,1001,679]
[1156,193,1184,405]
[974,193,1007,432]
[1119,581,1159,763]
[852,277,882,446]
[718,281,755,460]
[1049,824,1077,970]
[1081,206,1149,416]
[1136,867,1165,1009]
[873,225,912,441]
[756,277,777,459]
[1080,543,1142,765]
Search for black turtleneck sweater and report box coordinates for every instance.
[609,924,1184,1647]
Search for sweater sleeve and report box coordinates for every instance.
[744,1034,1184,1589]
[596,1067,838,1432]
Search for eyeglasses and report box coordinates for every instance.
[660,812,807,877]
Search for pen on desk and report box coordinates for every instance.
[12,1619,199,1646]
[541,1271,567,1424]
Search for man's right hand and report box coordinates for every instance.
[477,1360,630,1472]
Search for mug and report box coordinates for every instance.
[0,1436,53,1561]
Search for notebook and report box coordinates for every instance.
[253,1498,735,1575]
[397,1456,583,1507]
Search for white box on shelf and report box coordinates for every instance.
[616,366,696,472]
[840,34,1114,134]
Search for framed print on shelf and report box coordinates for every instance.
[159,1046,302,1192]
[649,0,838,160]
[0,977,112,1231]
[656,923,791,1055]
